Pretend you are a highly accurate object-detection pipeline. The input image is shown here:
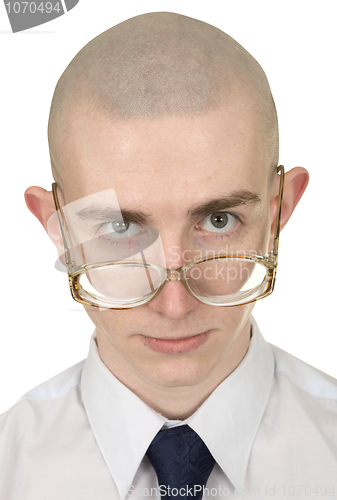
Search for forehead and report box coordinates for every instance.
[57,103,270,209]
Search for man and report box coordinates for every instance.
[1,11,336,500]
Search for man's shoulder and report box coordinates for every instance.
[0,359,85,423]
[22,358,85,401]
[269,341,337,402]
[0,359,99,497]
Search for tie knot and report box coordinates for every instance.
[146,425,215,499]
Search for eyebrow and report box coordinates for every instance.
[74,190,261,224]
[187,191,261,220]
[74,207,153,225]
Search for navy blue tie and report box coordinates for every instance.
[146,424,215,500]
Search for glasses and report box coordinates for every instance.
[51,165,284,309]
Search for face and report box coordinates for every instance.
[53,100,275,392]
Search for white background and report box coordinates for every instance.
[0,1,336,415]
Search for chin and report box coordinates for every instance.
[146,357,215,388]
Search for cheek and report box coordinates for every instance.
[84,306,132,345]
[249,208,272,256]
[257,227,271,256]
[215,301,254,330]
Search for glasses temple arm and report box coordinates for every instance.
[51,182,73,267]
[271,165,285,261]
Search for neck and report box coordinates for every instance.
[96,322,251,420]
[130,339,250,420]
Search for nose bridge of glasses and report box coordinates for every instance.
[166,268,182,281]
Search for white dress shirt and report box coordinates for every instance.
[1,317,337,499]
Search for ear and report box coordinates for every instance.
[269,167,309,251]
[24,186,64,257]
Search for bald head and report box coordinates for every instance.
[48,12,278,186]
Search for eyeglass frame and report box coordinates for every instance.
[51,165,284,309]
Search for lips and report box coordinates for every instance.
[141,330,212,354]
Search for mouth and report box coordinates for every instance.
[140,330,213,354]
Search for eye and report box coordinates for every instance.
[100,220,141,239]
[199,212,237,234]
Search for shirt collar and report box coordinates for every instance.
[81,316,274,498]
[81,341,166,499]
[186,315,274,490]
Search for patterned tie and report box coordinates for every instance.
[146,424,215,500]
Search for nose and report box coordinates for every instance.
[147,275,200,319]
[147,233,200,318]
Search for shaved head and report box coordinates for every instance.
[48,12,279,186]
